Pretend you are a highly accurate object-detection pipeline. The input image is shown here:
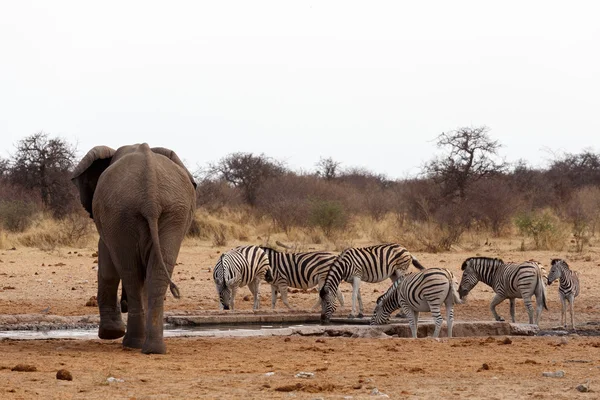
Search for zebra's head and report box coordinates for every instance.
[371,280,400,325]
[212,255,230,310]
[217,253,240,310]
[320,249,351,322]
[547,258,568,285]
[458,257,504,299]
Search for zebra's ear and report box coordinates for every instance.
[461,260,468,271]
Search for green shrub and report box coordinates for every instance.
[0,200,38,232]
[309,200,348,238]
[515,209,567,250]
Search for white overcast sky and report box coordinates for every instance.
[1,1,598,178]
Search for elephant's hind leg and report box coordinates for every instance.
[97,239,126,340]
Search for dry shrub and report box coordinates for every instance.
[468,177,521,236]
[184,208,253,247]
[563,186,600,251]
[0,200,39,232]
[12,212,95,250]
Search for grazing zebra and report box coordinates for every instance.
[370,268,462,338]
[213,245,270,310]
[260,247,345,310]
[547,258,580,329]
[458,257,547,324]
[319,243,425,321]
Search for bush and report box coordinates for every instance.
[0,200,38,232]
[515,209,568,250]
[309,200,348,238]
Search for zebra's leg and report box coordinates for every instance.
[349,276,362,318]
[230,286,237,311]
[409,310,419,338]
[271,285,278,309]
[249,279,261,310]
[357,286,364,318]
[560,293,567,328]
[336,288,345,308]
[445,295,454,338]
[535,290,544,325]
[523,296,535,324]
[431,303,443,338]
[489,294,506,322]
[280,286,293,309]
[569,295,575,329]
[509,298,516,323]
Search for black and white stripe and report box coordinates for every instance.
[458,257,547,324]
[547,258,580,328]
[261,247,344,310]
[319,243,425,321]
[370,268,462,338]
[213,245,270,310]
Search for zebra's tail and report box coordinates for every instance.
[537,272,548,310]
[448,273,463,304]
[411,256,426,270]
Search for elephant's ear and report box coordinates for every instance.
[71,146,116,218]
[151,147,197,189]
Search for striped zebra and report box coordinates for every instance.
[458,257,547,324]
[319,243,425,321]
[547,258,580,329]
[370,268,462,338]
[213,245,270,310]
[260,247,345,310]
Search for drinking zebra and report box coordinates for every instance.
[370,268,462,338]
[213,245,270,310]
[458,257,547,324]
[546,258,580,329]
[319,243,425,321]
[261,247,345,310]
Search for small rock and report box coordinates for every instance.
[265,372,275,377]
[576,380,591,393]
[191,276,195,280]
[243,295,251,301]
[477,363,491,372]
[559,337,568,346]
[284,337,291,342]
[295,372,314,379]
[542,370,565,378]
[12,364,37,372]
[500,337,512,345]
[85,296,98,307]
[56,369,73,381]
[91,252,98,257]
[106,377,124,383]
[369,388,389,397]
[71,287,76,290]
[93,259,98,264]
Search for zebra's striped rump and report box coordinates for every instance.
[459,256,547,324]
[371,268,461,338]
[212,245,270,311]
[320,243,425,321]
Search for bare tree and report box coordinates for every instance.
[206,152,285,206]
[315,157,341,180]
[424,126,506,199]
[8,132,77,217]
[0,157,9,178]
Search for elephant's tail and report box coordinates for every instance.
[148,217,181,299]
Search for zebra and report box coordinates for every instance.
[213,245,270,310]
[458,257,547,325]
[260,247,345,310]
[319,243,425,321]
[546,258,580,329]
[370,268,462,338]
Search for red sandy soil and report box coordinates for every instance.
[1,240,599,398]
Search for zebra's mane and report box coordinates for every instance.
[461,257,505,271]
[551,258,570,269]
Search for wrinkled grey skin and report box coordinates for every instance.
[72,143,196,354]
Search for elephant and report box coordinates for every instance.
[72,143,196,354]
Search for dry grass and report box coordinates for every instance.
[5,207,578,254]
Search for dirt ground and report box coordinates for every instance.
[1,238,600,399]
